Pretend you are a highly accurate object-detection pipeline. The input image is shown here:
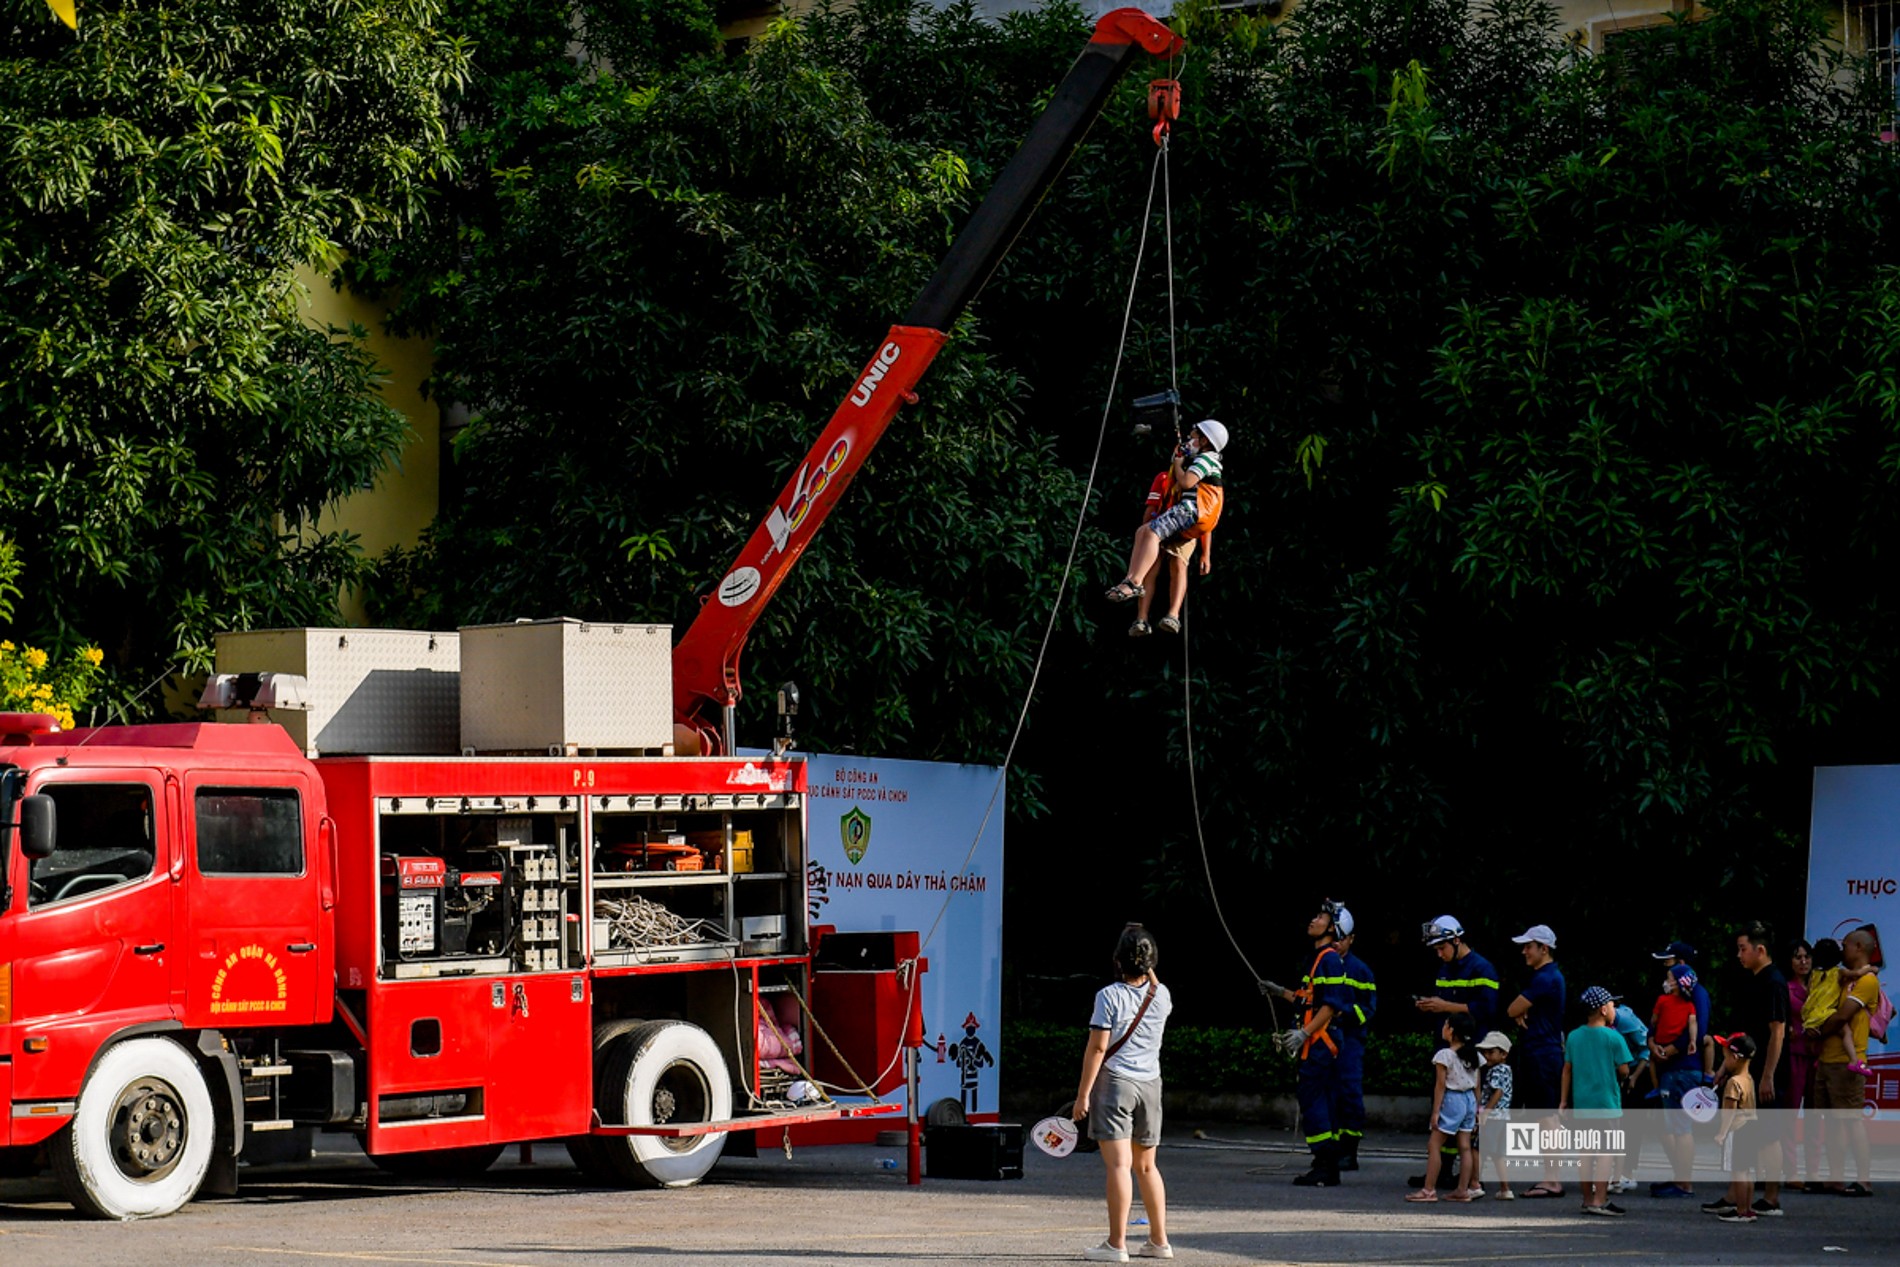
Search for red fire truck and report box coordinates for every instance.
[0,9,1183,1220]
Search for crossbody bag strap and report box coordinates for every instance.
[1105,976,1159,1060]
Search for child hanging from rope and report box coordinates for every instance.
[1124,467,1204,638]
[1107,419,1228,618]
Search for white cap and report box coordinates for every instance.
[1194,419,1228,452]
[1511,923,1557,948]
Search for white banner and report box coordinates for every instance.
[1806,766,1897,1119]
[805,752,1006,1120]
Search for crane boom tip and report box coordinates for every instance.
[1091,8,1185,58]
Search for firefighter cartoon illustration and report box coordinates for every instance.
[951,1012,995,1114]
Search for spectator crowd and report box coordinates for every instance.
[1273,905,1887,1220]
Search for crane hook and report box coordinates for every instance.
[1148,79,1182,147]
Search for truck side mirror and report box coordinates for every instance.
[19,794,56,859]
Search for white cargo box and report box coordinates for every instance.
[459,618,673,754]
[213,628,461,755]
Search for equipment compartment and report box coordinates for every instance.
[375,801,579,978]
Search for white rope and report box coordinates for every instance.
[1163,133,1179,414]
[1159,128,1280,1036]
[593,894,736,954]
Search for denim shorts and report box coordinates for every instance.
[1437,1088,1477,1135]
[1146,498,1198,540]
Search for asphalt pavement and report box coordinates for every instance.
[1,1122,1894,1266]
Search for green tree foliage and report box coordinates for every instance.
[0,0,466,677]
[1143,0,1900,939]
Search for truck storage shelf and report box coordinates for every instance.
[592,943,738,967]
[385,956,513,980]
[591,872,729,888]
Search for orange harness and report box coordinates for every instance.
[1293,947,1341,1060]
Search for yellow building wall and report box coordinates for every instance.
[294,266,440,624]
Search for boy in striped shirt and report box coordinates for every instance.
[1107,420,1227,614]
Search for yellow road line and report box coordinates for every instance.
[217,1249,543,1267]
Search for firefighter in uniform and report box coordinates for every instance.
[1412,915,1499,1189]
[1262,899,1356,1186]
[1336,929,1377,1172]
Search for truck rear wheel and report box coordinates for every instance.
[587,1020,731,1188]
[50,1036,215,1220]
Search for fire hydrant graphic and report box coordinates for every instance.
[951,1012,994,1115]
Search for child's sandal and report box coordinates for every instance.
[1105,578,1145,603]
[1404,1190,1438,1203]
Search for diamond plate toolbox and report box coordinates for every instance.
[213,628,461,755]
[458,618,673,753]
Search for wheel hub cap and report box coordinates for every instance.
[109,1080,186,1181]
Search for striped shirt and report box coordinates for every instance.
[1187,450,1223,486]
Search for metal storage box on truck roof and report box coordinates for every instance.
[458,618,673,754]
[213,627,460,755]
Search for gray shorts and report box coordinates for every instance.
[1089,1072,1163,1145]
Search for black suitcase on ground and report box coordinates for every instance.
[924,1123,1024,1180]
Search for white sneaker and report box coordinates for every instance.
[1085,1244,1129,1264]
[1609,1178,1638,1194]
[1134,1244,1174,1260]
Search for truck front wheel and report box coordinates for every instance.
[588,1020,731,1188]
[50,1036,215,1220]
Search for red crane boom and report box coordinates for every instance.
[671,7,1184,754]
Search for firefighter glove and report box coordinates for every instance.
[1280,1028,1307,1058]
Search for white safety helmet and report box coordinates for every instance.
[1422,915,1464,947]
[1320,898,1354,938]
[1193,419,1228,452]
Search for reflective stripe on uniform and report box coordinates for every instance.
[1434,977,1500,989]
